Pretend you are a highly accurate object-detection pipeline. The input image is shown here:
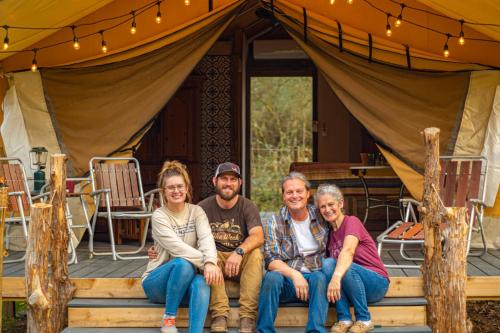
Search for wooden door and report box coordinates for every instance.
[135,76,202,203]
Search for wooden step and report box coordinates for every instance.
[6,276,500,300]
[67,298,427,328]
[63,327,432,333]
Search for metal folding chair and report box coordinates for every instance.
[0,157,58,263]
[377,156,488,269]
[88,157,159,260]
[40,177,94,264]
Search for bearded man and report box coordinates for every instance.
[197,162,264,333]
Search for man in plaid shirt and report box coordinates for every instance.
[257,172,330,333]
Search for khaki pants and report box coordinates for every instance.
[210,249,263,319]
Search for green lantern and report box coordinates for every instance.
[29,147,48,193]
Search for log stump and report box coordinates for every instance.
[48,154,76,332]
[26,203,52,333]
[25,154,76,333]
[421,127,471,332]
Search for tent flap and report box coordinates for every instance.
[39,0,245,176]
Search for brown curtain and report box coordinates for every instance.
[268,1,472,173]
[40,0,246,176]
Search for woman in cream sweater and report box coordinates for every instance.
[142,161,223,333]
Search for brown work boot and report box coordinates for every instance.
[211,316,228,333]
[349,321,374,333]
[331,321,353,333]
[239,317,256,333]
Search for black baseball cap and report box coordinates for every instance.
[214,162,241,178]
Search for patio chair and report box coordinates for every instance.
[0,157,78,263]
[0,157,32,263]
[88,157,160,261]
[377,156,488,269]
[40,177,94,264]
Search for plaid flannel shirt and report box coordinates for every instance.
[263,204,329,272]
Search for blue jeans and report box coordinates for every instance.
[322,258,389,322]
[142,258,210,333]
[257,270,329,333]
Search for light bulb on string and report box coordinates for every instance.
[395,4,405,28]
[385,13,392,37]
[99,30,107,53]
[184,0,190,6]
[458,20,465,45]
[330,0,335,5]
[443,34,450,58]
[155,1,162,24]
[347,0,353,4]
[3,26,9,50]
[31,49,38,72]
[71,26,80,50]
[130,11,137,34]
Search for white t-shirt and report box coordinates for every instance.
[291,216,319,272]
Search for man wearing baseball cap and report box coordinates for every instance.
[198,162,264,333]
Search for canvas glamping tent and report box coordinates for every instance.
[0,0,499,248]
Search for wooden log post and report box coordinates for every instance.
[0,183,8,330]
[421,127,446,331]
[26,203,53,333]
[48,154,76,333]
[443,207,470,333]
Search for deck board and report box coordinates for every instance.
[3,243,499,278]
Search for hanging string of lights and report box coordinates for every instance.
[327,0,500,59]
[0,0,195,71]
[386,0,500,27]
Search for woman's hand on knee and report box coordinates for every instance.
[204,262,224,285]
[327,273,342,303]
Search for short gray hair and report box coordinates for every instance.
[281,171,311,193]
[315,183,344,203]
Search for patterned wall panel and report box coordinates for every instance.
[194,56,233,199]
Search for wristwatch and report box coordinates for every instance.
[235,247,245,256]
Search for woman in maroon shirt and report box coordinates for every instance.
[317,184,389,333]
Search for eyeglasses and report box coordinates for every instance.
[165,184,186,192]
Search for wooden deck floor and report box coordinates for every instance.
[3,242,500,278]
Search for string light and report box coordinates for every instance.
[155,1,162,24]
[2,26,9,50]
[458,19,465,45]
[130,11,137,34]
[347,0,353,4]
[184,0,190,6]
[443,33,450,57]
[395,4,405,28]
[385,13,392,37]
[31,49,38,72]
[71,26,80,50]
[330,0,335,5]
[99,30,108,53]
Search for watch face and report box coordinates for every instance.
[236,247,244,255]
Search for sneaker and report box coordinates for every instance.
[211,316,228,333]
[161,316,178,333]
[331,321,353,333]
[349,321,374,333]
[239,317,256,333]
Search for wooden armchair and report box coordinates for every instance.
[88,157,160,261]
[377,156,488,269]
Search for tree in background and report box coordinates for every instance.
[250,76,312,212]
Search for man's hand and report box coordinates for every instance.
[204,263,224,285]
[148,246,158,260]
[225,252,243,278]
[327,273,342,303]
[291,271,309,302]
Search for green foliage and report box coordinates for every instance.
[250,77,313,212]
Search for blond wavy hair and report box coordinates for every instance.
[157,160,192,203]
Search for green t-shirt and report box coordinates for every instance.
[198,195,261,252]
